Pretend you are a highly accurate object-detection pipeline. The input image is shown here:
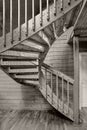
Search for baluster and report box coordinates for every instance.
[3,0,6,47]
[10,0,13,44]
[62,77,64,110]
[60,0,63,11]
[67,81,70,114]
[25,0,28,36]
[18,0,21,40]
[47,0,50,21]
[54,0,57,16]
[32,0,35,31]
[40,0,43,26]
[51,73,53,104]
[68,0,71,5]
[56,75,59,109]
[45,69,47,99]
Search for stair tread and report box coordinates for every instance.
[21,40,45,52]
[1,50,39,59]
[11,43,43,52]
[22,80,39,86]
[14,74,39,79]
[31,34,50,47]
[0,60,38,66]
[8,68,38,74]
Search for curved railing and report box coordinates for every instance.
[39,63,74,120]
[0,0,82,53]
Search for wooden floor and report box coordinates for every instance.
[0,108,87,130]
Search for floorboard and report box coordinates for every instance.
[0,108,87,130]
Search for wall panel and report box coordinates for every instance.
[45,39,74,78]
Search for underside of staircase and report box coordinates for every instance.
[0,0,86,122]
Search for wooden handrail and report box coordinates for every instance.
[42,63,74,84]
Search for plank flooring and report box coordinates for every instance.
[0,108,87,130]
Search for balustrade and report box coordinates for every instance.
[0,0,81,50]
[40,63,74,120]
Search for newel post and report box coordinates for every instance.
[73,36,80,124]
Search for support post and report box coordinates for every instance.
[73,36,80,124]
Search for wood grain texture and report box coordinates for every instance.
[0,108,87,130]
[45,38,74,78]
[0,68,52,110]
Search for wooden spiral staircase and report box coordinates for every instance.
[0,0,84,122]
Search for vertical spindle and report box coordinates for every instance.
[56,75,59,108]
[40,0,43,26]
[18,0,21,40]
[68,0,71,5]
[60,0,63,11]
[45,69,47,99]
[47,0,50,21]
[3,0,6,47]
[32,0,35,31]
[67,81,70,114]
[51,73,53,104]
[25,0,28,36]
[10,0,13,43]
[62,77,64,111]
[54,0,56,16]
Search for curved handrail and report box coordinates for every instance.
[42,63,74,84]
[39,63,74,121]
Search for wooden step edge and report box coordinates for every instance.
[22,80,39,86]
[21,40,45,52]
[0,55,39,60]
[31,34,50,47]
[1,50,40,59]
[14,74,39,80]
[10,43,44,53]
[8,67,39,74]
[0,59,39,66]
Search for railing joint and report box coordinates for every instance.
[10,39,13,44]
[47,17,50,22]
[18,37,21,41]
[61,7,63,11]
[25,33,28,37]
[4,44,6,48]
[68,2,71,6]
[32,26,35,32]
[54,12,57,16]
[68,0,71,6]
[40,22,43,27]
